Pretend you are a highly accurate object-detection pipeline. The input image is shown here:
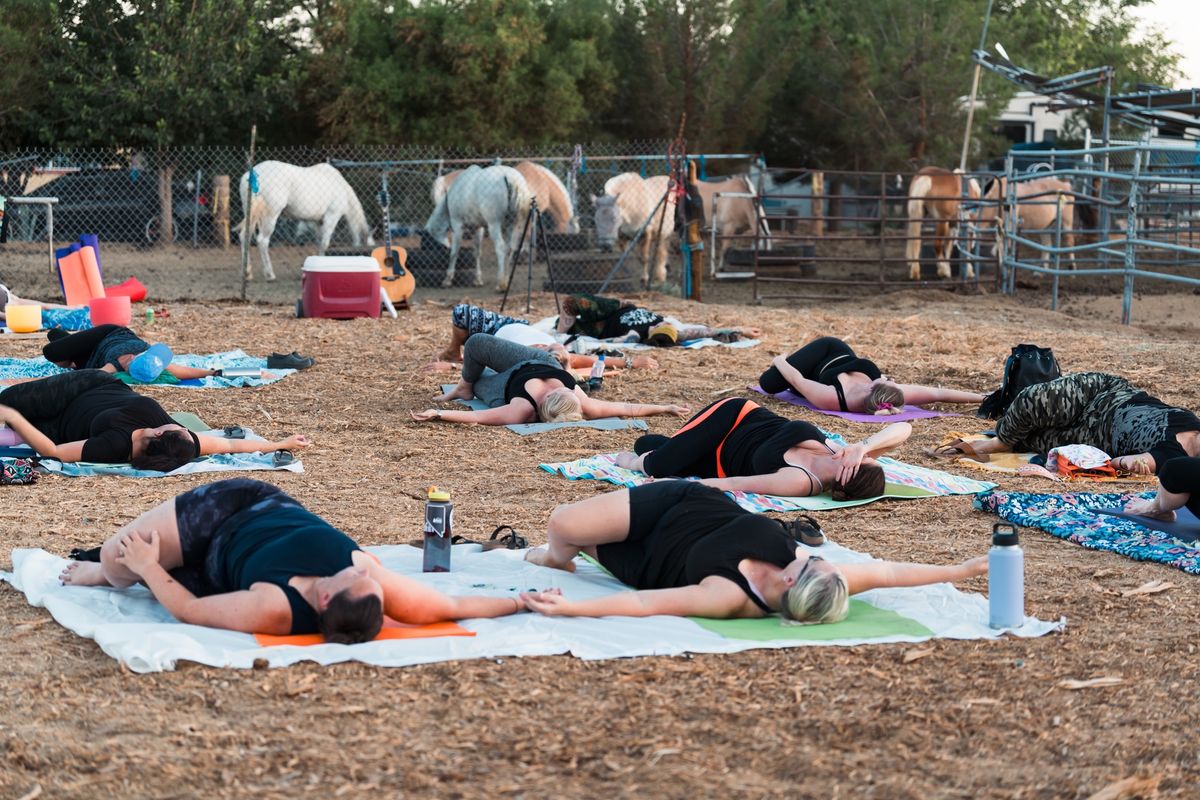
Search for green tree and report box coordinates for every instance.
[309,0,615,148]
[46,0,304,241]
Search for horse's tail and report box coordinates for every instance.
[345,184,374,246]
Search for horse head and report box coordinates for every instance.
[592,193,621,251]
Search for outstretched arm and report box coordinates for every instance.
[0,405,85,461]
[839,556,987,596]
[410,402,532,426]
[363,560,524,623]
[166,364,218,380]
[198,433,311,456]
[767,355,839,409]
[897,384,985,406]
[521,577,750,619]
[580,397,690,419]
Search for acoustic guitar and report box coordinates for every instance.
[371,244,415,307]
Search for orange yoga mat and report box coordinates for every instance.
[254,619,475,647]
[58,246,106,306]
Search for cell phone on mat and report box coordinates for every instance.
[273,450,295,467]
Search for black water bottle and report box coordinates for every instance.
[423,486,453,573]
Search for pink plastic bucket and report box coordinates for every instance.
[88,295,131,327]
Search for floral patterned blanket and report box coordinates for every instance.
[974,490,1200,575]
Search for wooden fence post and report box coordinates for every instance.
[213,175,231,249]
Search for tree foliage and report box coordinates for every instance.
[0,0,1184,171]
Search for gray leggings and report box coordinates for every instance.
[462,333,559,408]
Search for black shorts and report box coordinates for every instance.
[171,479,299,595]
[597,480,716,585]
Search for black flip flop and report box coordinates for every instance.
[482,525,528,551]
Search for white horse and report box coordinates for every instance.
[591,172,675,287]
[425,165,533,290]
[236,161,373,281]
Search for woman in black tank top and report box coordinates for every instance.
[521,481,988,623]
[614,397,913,500]
[758,337,984,415]
[411,334,689,426]
[61,479,527,642]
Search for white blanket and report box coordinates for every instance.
[2,542,1062,673]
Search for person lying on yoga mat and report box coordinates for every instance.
[412,334,688,426]
[613,397,910,500]
[435,302,659,371]
[0,283,76,319]
[929,372,1200,474]
[521,480,987,623]
[60,479,524,641]
[1124,457,1200,521]
[42,324,216,380]
[556,293,761,345]
[758,336,984,415]
[0,370,310,470]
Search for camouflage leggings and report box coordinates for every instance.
[995,372,1142,455]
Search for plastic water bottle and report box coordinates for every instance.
[423,487,453,573]
[128,342,173,382]
[988,523,1024,629]
[587,354,605,393]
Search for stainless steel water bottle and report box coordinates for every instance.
[423,487,453,573]
[988,523,1024,629]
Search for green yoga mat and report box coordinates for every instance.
[792,481,936,511]
[691,598,932,642]
[168,411,212,432]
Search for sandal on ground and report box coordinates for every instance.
[406,535,480,549]
[482,524,528,551]
[783,514,826,547]
[925,439,991,462]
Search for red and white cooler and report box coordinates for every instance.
[298,256,381,319]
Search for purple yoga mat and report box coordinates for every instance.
[749,385,960,423]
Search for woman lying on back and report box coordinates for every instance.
[62,479,524,641]
[412,334,687,426]
[614,397,911,500]
[758,336,984,415]
[521,481,987,623]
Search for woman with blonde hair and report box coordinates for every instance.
[759,336,983,415]
[521,481,987,623]
[411,333,687,426]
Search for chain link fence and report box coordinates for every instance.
[1,144,758,302]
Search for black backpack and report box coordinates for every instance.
[978,344,1061,419]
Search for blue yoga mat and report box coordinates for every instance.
[1095,506,1200,544]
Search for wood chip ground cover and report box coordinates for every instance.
[1,264,1196,797]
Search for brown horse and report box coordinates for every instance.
[905,166,981,280]
[979,176,1077,272]
[692,175,773,275]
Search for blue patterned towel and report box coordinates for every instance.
[975,490,1200,575]
[0,349,294,388]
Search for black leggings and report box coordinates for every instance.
[1159,457,1200,517]
[0,370,126,439]
[635,398,755,479]
[758,336,856,394]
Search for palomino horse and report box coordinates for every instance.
[692,174,772,276]
[236,161,373,281]
[424,165,533,290]
[591,172,675,287]
[905,166,982,280]
[432,161,579,235]
[979,176,1077,272]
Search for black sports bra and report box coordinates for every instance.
[817,354,882,412]
[504,363,578,415]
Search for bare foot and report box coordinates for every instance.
[614,451,642,470]
[1124,498,1177,521]
[433,383,474,402]
[60,561,112,586]
[524,547,577,573]
[436,348,462,363]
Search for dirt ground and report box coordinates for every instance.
[1,243,1199,799]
